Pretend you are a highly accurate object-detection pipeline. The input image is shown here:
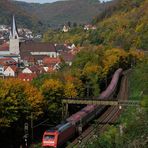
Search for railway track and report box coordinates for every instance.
[66,72,129,148]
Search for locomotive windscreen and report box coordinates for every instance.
[43,135,55,140]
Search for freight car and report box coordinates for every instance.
[42,68,123,148]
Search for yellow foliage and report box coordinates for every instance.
[83,64,101,76]
[63,73,84,98]
[129,49,144,61]
[41,79,63,93]
[0,78,44,126]
[24,83,43,117]
[64,82,77,98]
[102,48,128,76]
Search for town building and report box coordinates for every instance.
[20,41,59,66]
[84,24,97,31]
[62,25,70,32]
[0,15,78,80]
[3,65,18,77]
[0,57,18,77]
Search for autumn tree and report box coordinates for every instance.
[82,64,102,96]
[40,79,63,115]
[102,48,128,76]
[63,74,84,98]
[0,79,43,127]
[64,82,77,98]
[128,48,144,66]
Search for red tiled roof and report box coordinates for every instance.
[28,65,40,73]
[23,56,35,62]
[0,57,13,61]
[10,65,18,72]
[5,65,18,72]
[59,51,75,62]
[0,57,17,66]
[47,66,54,73]
[0,42,9,51]
[37,66,46,74]
[18,73,37,81]
[43,57,61,65]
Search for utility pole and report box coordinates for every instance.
[24,122,28,148]
[31,113,33,142]
[86,83,90,98]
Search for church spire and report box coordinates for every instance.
[10,15,19,39]
[9,15,20,55]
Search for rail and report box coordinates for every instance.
[62,99,140,106]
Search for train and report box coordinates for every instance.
[42,68,123,148]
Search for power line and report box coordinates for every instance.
[33,119,49,128]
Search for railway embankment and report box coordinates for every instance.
[86,59,148,148]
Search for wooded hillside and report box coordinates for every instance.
[43,0,148,50]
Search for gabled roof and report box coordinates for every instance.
[23,65,40,73]
[4,65,18,72]
[10,65,18,72]
[18,73,37,81]
[20,41,57,61]
[20,41,56,53]
[28,65,39,72]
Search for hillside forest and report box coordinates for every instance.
[0,0,112,33]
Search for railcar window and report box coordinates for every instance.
[44,135,55,140]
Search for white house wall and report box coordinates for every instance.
[3,67,15,77]
[22,68,32,73]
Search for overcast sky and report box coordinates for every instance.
[16,0,111,4]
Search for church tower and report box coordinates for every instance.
[9,15,20,55]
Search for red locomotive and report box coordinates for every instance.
[42,122,75,147]
[42,68,123,147]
